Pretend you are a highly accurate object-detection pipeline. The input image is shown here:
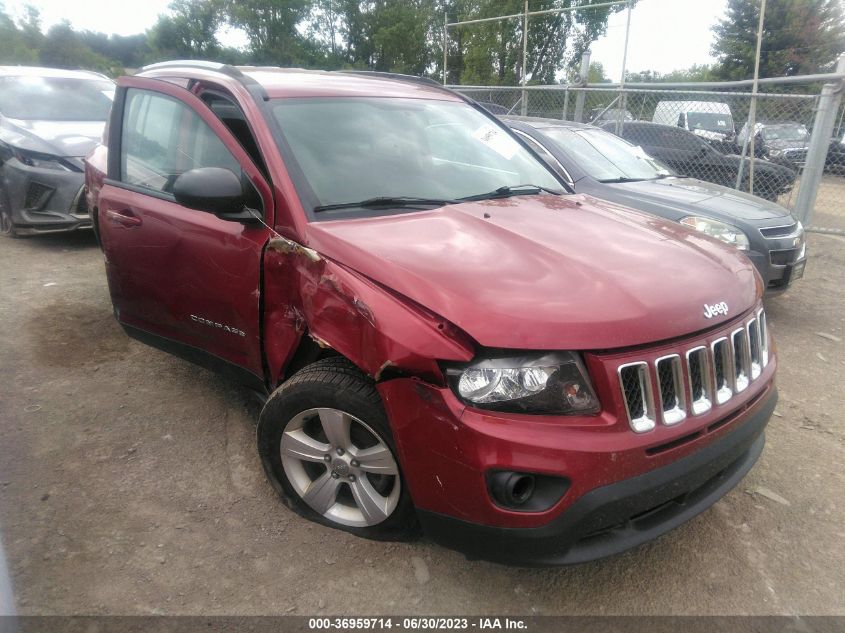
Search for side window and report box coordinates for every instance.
[120,88,241,194]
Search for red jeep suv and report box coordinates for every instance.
[86,62,777,565]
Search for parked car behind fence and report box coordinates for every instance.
[504,116,806,293]
[597,120,797,202]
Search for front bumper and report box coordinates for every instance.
[745,225,806,294]
[417,388,774,566]
[2,158,91,235]
[377,309,777,565]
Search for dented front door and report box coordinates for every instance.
[98,76,274,383]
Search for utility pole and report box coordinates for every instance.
[520,0,529,115]
[794,53,845,226]
[443,11,448,85]
[748,0,767,195]
[616,0,633,134]
[573,49,591,123]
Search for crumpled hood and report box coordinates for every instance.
[0,118,104,157]
[607,177,792,222]
[305,194,758,351]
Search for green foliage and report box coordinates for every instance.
[712,0,845,79]
[0,0,633,84]
[39,22,123,75]
[625,64,716,83]
[448,0,632,85]
[0,2,38,64]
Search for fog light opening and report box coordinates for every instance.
[490,471,536,508]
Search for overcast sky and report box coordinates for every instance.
[3,0,728,77]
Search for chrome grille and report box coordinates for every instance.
[686,346,712,415]
[711,338,733,405]
[618,362,656,433]
[732,328,750,393]
[656,354,686,425]
[618,310,770,433]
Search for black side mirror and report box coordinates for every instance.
[173,167,257,222]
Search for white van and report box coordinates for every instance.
[652,100,735,141]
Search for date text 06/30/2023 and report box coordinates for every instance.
[308,617,528,630]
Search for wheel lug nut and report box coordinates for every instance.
[348,475,356,482]
[351,459,360,467]
[323,455,331,462]
[331,472,339,479]
[336,447,345,456]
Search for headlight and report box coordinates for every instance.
[447,352,600,415]
[680,216,750,250]
[13,148,72,171]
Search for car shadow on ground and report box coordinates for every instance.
[9,230,98,252]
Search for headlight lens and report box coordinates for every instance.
[680,216,750,250]
[448,352,600,415]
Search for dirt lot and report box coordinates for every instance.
[0,230,843,616]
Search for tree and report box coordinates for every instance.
[0,2,38,64]
[221,0,321,66]
[625,64,715,83]
[39,22,121,74]
[148,0,223,60]
[447,0,635,86]
[712,0,845,79]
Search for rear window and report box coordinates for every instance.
[0,76,114,121]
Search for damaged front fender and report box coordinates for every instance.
[263,240,476,387]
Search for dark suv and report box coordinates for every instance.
[737,122,809,169]
[86,62,777,566]
[599,121,797,202]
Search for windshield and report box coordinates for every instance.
[687,112,734,134]
[762,124,808,142]
[270,97,561,212]
[541,127,672,182]
[0,76,114,121]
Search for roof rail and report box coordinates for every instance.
[336,70,443,89]
[139,60,245,78]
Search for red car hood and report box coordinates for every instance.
[305,194,759,350]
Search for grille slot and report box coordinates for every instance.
[711,337,733,405]
[731,328,750,393]
[760,223,799,238]
[757,309,769,367]
[770,249,800,266]
[686,346,712,415]
[618,362,655,433]
[24,181,55,210]
[656,354,686,425]
[747,318,762,380]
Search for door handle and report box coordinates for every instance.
[105,209,142,227]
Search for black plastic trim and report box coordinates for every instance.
[122,324,267,393]
[418,386,776,566]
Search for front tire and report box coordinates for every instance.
[257,357,418,540]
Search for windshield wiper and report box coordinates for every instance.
[314,196,457,213]
[597,176,648,183]
[459,183,562,202]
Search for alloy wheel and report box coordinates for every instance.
[280,407,401,527]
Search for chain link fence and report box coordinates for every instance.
[452,81,845,234]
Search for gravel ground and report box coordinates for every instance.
[0,230,843,616]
